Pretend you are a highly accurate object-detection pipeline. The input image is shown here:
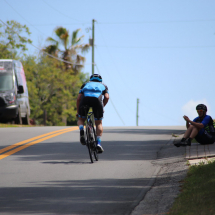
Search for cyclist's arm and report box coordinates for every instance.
[76,83,86,113]
[184,115,204,129]
[103,93,109,107]
[184,116,190,129]
[190,121,204,129]
[190,116,211,129]
[186,120,190,129]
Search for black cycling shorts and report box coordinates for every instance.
[195,132,215,145]
[78,95,103,120]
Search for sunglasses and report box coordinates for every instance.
[197,109,204,113]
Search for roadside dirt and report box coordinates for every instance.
[131,136,188,215]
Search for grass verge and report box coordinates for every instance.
[168,160,215,215]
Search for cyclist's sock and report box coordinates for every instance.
[79,125,85,145]
[96,136,104,153]
[97,136,101,145]
[79,125,84,130]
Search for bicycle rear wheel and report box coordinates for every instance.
[92,125,98,161]
[86,125,94,163]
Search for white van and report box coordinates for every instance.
[0,59,30,124]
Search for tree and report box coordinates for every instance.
[43,27,90,125]
[0,20,32,59]
[0,43,13,59]
[22,55,88,125]
[0,21,89,126]
[44,27,90,72]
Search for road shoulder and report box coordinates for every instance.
[131,136,188,215]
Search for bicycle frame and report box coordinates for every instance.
[82,106,98,163]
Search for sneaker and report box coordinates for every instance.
[174,140,185,147]
[174,138,187,147]
[80,130,86,145]
[180,139,191,147]
[174,142,181,147]
[96,144,104,154]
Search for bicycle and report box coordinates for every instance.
[82,105,99,163]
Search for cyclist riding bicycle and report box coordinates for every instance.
[76,74,109,153]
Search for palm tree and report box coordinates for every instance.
[43,37,59,57]
[43,27,90,72]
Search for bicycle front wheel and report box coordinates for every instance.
[86,125,94,163]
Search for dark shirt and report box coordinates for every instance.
[193,115,214,135]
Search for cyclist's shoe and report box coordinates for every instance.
[96,144,104,154]
[174,142,181,147]
[180,139,191,147]
[80,130,86,145]
[174,141,183,147]
[174,138,186,147]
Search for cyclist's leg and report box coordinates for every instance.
[89,96,104,153]
[95,120,104,153]
[77,96,89,145]
[91,96,104,136]
[95,120,103,136]
[175,125,201,147]
[78,117,86,145]
[77,117,86,127]
[93,98,104,152]
[183,125,199,139]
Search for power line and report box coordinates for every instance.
[95,64,125,125]
[97,19,215,25]
[109,98,125,125]
[0,19,91,66]
[96,24,135,98]
[4,0,47,37]
[95,46,135,115]
[42,0,87,23]
[97,45,215,49]
[21,18,215,26]
[30,23,90,26]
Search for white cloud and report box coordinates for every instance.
[181,99,211,121]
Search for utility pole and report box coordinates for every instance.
[136,98,139,126]
[92,19,95,75]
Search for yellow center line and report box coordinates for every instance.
[0,127,79,160]
[0,127,77,154]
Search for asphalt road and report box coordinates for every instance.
[0,126,185,215]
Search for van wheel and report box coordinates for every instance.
[22,110,30,125]
[15,108,22,125]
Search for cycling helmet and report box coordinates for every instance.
[90,74,102,82]
[196,104,207,112]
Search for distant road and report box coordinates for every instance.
[0,126,185,215]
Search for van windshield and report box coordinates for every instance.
[0,74,13,91]
[0,61,13,72]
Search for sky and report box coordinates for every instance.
[1,0,215,126]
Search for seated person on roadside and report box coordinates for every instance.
[175,104,215,147]
[76,74,109,153]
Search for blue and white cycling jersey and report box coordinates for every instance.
[79,81,109,98]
